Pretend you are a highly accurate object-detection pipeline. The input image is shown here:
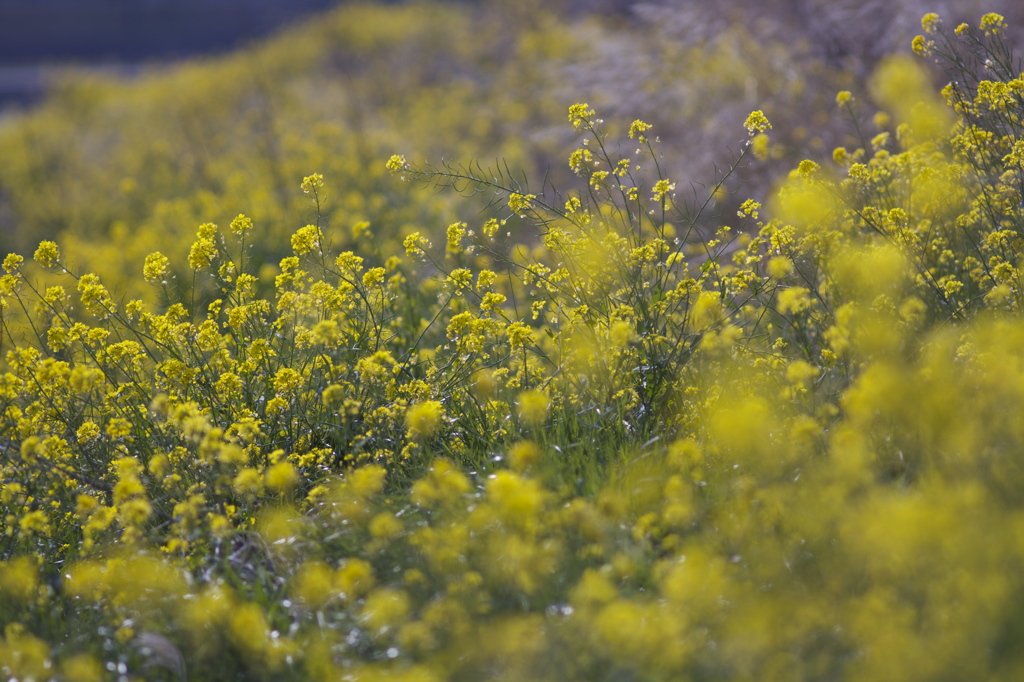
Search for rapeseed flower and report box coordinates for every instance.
[33,240,59,267]
[743,110,772,134]
[517,389,549,425]
[406,400,444,440]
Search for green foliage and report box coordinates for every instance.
[4,7,1024,682]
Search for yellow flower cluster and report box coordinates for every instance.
[2,12,1024,680]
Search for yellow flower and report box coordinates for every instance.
[335,558,375,600]
[265,461,299,492]
[508,192,537,216]
[517,389,550,426]
[369,512,403,540]
[403,231,430,257]
[507,321,535,348]
[300,173,324,194]
[980,12,1005,36]
[777,286,813,315]
[797,159,819,176]
[786,359,818,386]
[362,267,386,288]
[148,454,169,479]
[385,155,407,173]
[293,561,334,609]
[335,251,364,272]
[447,268,473,290]
[3,253,23,273]
[569,147,594,173]
[266,396,288,416]
[352,220,371,240]
[362,588,411,633]
[568,102,595,130]
[482,218,505,238]
[751,133,770,160]
[767,256,793,278]
[322,384,345,406]
[610,320,636,348]
[229,213,253,234]
[233,468,264,498]
[407,400,444,441]
[188,238,217,269]
[143,252,170,283]
[291,225,323,255]
[480,291,506,312]
[19,510,49,536]
[921,12,940,31]
[33,240,59,267]
[273,367,302,394]
[105,418,132,440]
[628,119,652,140]
[76,421,101,442]
[446,221,467,251]
[508,441,540,471]
[0,557,38,601]
[743,110,771,134]
[651,178,676,202]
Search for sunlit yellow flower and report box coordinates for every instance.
[403,231,429,257]
[446,221,467,251]
[743,110,772,134]
[300,173,324,194]
[507,321,535,348]
[651,179,676,202]
[921,12,940,31]
[229,213,254,234]
[291,225,323,255]
[980,12,1006,36]
[508,192,537,216]
[628,119,652,139]
[447,268,472,290]
[362,267,386,288]
[385,154,407,173]
[2,253,23,273]
[33,240,59,267]
[797,159,819,176]
[568,102,595,130]
[188,238,217,269]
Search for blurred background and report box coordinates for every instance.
[0,0,1020,302]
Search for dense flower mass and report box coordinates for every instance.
[1,8,1024,682]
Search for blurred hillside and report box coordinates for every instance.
[0,0,1020,305]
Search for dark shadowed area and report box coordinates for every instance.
[0,0,353,107]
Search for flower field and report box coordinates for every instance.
[2,4,1024,681]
